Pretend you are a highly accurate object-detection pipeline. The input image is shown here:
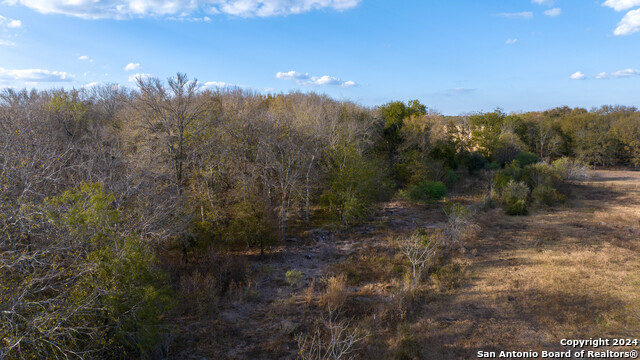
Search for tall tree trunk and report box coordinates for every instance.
[305,155,315,227]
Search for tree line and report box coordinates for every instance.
[1,73,639,358]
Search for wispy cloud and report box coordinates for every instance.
[571,69,640,79]
[450,88,476,94]
[78,55,91,61]
[544,8,562,17]
[0,15,22,28]
[614,8,640,35]
[602,0,640,12]
[6,0,361,19]
[124,62,142,71]
[570,71,586,80]
[167,15,212,22]
[496,11,534,19]
[532,0,554,5]
[203,81,274,93]
[505,38,518,44]
[203,81,240,88]
[276,70,356,87]
[0,39,16,46]
[0,67,73,82]
[128,73,152,82]
[611,68,640,77]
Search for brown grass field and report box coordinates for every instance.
[168,170,640,359]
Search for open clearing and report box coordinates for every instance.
[171,170,640,359]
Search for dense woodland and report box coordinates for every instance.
[1,73,640,359]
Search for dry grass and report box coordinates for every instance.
[303,279,316,305]
[167,170,640,359]
[321,274,349,310]
[593,209,640,228]
[404,170,640,358]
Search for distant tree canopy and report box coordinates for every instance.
[1,74,639,358]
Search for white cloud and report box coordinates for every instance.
[0,39,16,46]
[544,8,562,17]
[602,0,640,11]
[614,8,640,35]
[6,0,361,19]
[276,70,356,87]
[0,67,73,82]
[203,81,237,88]
[505,38,518,44]
[496,11,534,19]
[532,0,554,5]
[0,14,22,28]
[167,15,212,21]
[275,70,309,80]
[612,68,640,77]
[310,75,341,86]
[124,62,141,71]
[128,73,152,82]
[571,69,640,80]
[83,82,99,87]
[570,71,586,80]
[78,55,90,61]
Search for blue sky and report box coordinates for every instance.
[0,0,639,114]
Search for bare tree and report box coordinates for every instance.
[135,73,209,195]
[296,306,367,360]
[400,232,437,288]
[441,203,479,250]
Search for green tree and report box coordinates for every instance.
[321,143,389,225]
[379,100,427,179]
[1,183,171,359]
[612,114,640,167]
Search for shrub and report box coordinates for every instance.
[522,163,562,189]
[531,185,566,206]
[286,270,304,288]
[444,168,458,186]
[480,196,498,210]
[515,151,540,167]
[442,203,479,249]
[501,180,529,203]
[406,181,447,202]
[492,170,514,191]
[493,162,524,191]
[552,157,590,181]
[486,162,501,171]
[501,180,530,216]
[505,199,528,216]
[466,152,486,175]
